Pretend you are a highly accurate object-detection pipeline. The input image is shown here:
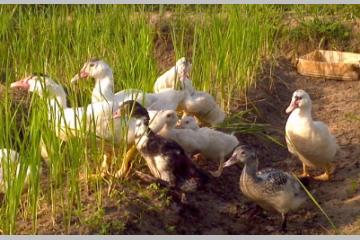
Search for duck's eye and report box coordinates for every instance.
[136,122,141,127]
[89,63,95,67]
[166,114,171,118]
[185,121,189,124]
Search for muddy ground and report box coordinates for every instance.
[11,56,360,235]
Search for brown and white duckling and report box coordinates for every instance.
[116,100,208,192]
[222,145,307,231]
[153,57,194,94]
[285,89,338,181]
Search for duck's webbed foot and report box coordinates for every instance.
[313,172,330,181]
[313,163,333,181]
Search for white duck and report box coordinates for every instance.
[153,57,194,94]
[157,111,207,158]
[11,75,140,174]
[222,145,307,231]
[182,88,225,126]
[153,57,224,126]
[10,75,114,142]
[178,115,239,162]
[285,89,338,181]
[116,100,208,192]
[70,59,186,111]
[11,75,167,145]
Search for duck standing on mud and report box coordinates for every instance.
[222,145,307,231]
[113,100,209,194]
[285,89,338,181]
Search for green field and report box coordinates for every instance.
[0,5,359,234]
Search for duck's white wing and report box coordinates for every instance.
[146,90,185,111]
[313,120,338,155]
[314,121,337,146]
[153,67,176,93]
[113,89,144,108]
[285,131,298,156]
[148,110,167,133]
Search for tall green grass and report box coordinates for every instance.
[169,5,280,112]
[0,5,159,234]
[0,5,343,234]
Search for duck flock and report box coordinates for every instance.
[0,57,338,232]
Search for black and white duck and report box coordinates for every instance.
[114,100,209,192]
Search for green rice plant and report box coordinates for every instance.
[2,5,346,234]
[0,5,159,233]
[169,5,281,112]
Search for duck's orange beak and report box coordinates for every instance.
[10,79,30,90]
[285,99,299,114]
[70,71,89,83]
[113,109,121,119]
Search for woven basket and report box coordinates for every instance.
[296,50,360,81]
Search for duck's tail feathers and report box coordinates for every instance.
[180,167,210,192]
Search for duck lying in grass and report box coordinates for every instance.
[285,89,338,181]
[11,74,117,142]
[10,75,171,177]
[11,74,132,176]
[222,145,307,231]
[153,57,194,94]
[115,100,209,193]
[71,58,186,111]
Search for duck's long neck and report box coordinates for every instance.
[48,90,68,110]
[47,90,69,125]
[243,157,258,175]
[165,122,176,130]
[290,107,313,127]
[93,74,114,103]
[160,122,176,135]
[241,157,261,185]
[135,127,153,149]
[299,106,312,119]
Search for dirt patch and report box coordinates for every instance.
[244,57,360,234]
